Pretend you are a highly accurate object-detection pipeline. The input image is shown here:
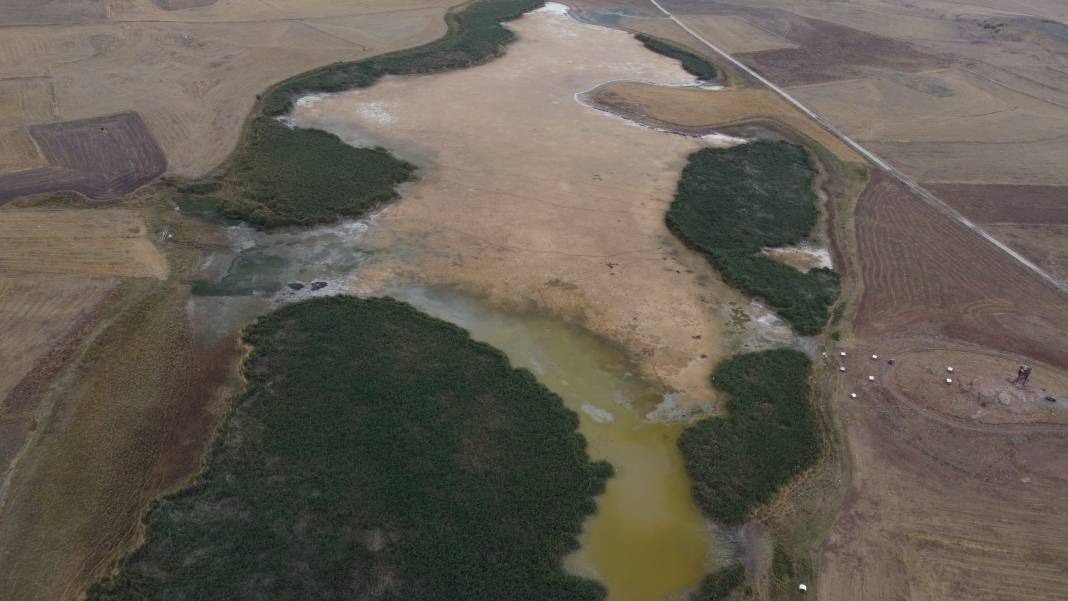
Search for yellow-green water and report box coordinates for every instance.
[391,286,721,601]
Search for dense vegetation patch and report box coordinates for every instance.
[679,349,820,525]
[221,118,415,228]
[691,563,746,601]
[666,140,839,335]
[174,194,239,225]
[86,295,610,601]
[635,34,718,80]
[262,0,545,117]
[218,0,544,227]
[175,180,222,195]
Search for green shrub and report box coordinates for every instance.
[174,194,240,225]
[262,0,545,116]
[666,140,840,335]
[223,118,415,227]
[176,180,222,194]
[636,34,717,80]
[86,296,610,601]
[224,0,546,227]
[692,563,746,601]
[679,349,820,525]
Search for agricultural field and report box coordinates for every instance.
[0,273,115,475]
[927,183,1068,283]
[2,1,1067,601]
[853,172,1068,368]
[0,0,458,179]
[824,152,1068,600]
[0,113,167,204]
[0,205,167,278]
[567,3,1068,599]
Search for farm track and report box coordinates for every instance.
[647,0,1068,296]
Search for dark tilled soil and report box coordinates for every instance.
[0,112,167,204]
[657,0,948,86]
[854,170,1068,377]
[925,183,1068,225]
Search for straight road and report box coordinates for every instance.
[646,0,1068,295]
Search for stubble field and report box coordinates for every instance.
[0,0,458,179]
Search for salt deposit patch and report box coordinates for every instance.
[702,132,748,147]
[581,402,615,423]
[762,242,833,272]
[536,2,571,16]
[354,101,397,126]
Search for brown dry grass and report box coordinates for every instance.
[0,279,240,601]
[0,206,167,278]
[587,82,862,163]
[289,6,757,404]
[0,0,458,177]
[0,78,54,127]
[0,273,114,402]
[0,273,115,479]
[659,13,798,54]
[0,127,45,173]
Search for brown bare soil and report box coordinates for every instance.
[0,206,167,279]
[981,224,1068,284]
[853,171,1068,368]
[154,0,218,9]
[823,339,1068,600]
[653,2,947,86]
[0,113,167,203]
[926,183,1068,225]
[660,14,798,54]
[0,0,457,178]
[819,168,1068,600]
[735,15,947,86]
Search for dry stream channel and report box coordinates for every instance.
[188,4,811,599]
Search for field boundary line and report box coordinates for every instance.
[645,0,1068,296]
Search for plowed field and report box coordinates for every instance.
[0,113,166,203]
[854,171,1068,368]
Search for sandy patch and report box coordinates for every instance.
[290,3,754,403]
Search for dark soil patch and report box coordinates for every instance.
[0,112,166,204]
[924,183,1068,225]
[721,9,948,86]
[854,171,1068,368]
